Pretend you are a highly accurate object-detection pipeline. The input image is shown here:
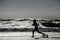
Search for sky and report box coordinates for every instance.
[0,0,60,18]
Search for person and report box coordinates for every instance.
[32,19,48,38]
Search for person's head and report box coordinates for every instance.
[33,19,36,21]
[33,19,36,23]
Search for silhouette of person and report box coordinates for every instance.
[32,19,46,37]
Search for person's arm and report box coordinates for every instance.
[36,23,39,26]
[32,24,34,26]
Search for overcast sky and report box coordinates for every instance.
[0,0,60,18]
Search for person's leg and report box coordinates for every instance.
[36,28,48,38]
[38,31,45,35]
[36,28,45,35]
[32,29,35,37]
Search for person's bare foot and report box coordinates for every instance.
[31,36,34,38]
[42,34,48,38]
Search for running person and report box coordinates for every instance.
[32,19,48,38]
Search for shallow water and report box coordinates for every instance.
[0,32,60,40]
